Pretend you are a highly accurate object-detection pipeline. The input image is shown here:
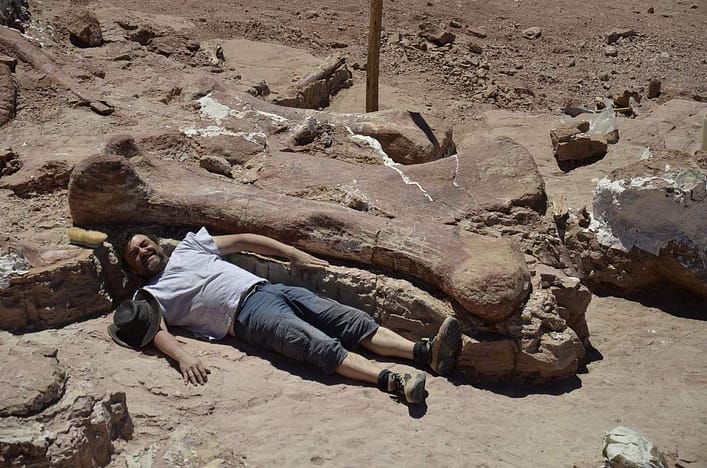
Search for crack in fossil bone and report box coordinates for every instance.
[346,128,434,202]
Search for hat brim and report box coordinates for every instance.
[135,289,163,347]
[108,289,163,349]
[108,323,141,349]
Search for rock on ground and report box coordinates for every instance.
[0,342,133,467]
[0,246,112,331]
[567,149,707,300]
[68,11,103,48]
[0,347,66,417]
[550,122,608,162]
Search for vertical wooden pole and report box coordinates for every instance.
[366,0,383,112]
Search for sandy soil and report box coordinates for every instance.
[1,0,706,466]
[6,294,704,467]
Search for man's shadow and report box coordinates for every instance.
[146,327,606,412]
[153,329,430,418]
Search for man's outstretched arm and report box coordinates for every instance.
[213,233,328,269]
[152,319,210,385]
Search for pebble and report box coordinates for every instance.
[604,45,618,57]
[647,6,655,13]
[606,28,637,44]
[468,26,487,38]
[598,72,611,82]
[449,20,462,29]
[467,42,483,54]
[522,26,542,40]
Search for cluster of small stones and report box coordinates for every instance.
[379,25,527,108]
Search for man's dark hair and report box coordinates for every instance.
[116,230,144,267]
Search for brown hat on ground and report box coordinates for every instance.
[108,289,162,349]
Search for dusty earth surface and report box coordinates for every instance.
[1,0,706,467]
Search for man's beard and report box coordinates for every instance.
[143,252,168,278]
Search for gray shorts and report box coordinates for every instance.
[234,283,379,374]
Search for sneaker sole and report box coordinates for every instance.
[431,316,462,376]
[405,373,427,404]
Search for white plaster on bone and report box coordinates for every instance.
[182,125,266,144]
[197,94,288,129]
[197,95,231,123]
[591,172,707,256]
[346,128,434,202]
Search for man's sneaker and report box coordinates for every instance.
[428,316,462,376]
[389,372,426,404]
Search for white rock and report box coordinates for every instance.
[602,426,668,468]
[590,169,707,255]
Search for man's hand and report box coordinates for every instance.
[290,250,329,270]
[178,354,210,385]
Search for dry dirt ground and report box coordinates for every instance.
[1,0,706,467]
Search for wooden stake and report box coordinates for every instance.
[366,0,383,112]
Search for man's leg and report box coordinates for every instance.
[274,284,462,376]
[360,319,461,376]
[359,326,414,360]
[336,351,426,404]
[335,350,385,383]
[236,285,426,404]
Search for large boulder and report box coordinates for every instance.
[567,150,707,299]
[68,11,103,48]
[0,244,112,332]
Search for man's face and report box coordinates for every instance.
[124,234,169,278]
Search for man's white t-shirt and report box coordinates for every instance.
[144,227,264,339]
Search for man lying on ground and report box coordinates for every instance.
[109,227,462,404]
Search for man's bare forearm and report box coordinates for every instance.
[214,233,329,270]
[213,233,297,258]
[152,326,210,385]
[152,329,190,362]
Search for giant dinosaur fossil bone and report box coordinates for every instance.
[0,27,113,115]
[68,154,531,322]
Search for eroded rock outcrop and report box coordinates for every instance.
[565,150,707,300]
[0,347,66,417]
[0,343,133,467]
[0,244,112,332]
